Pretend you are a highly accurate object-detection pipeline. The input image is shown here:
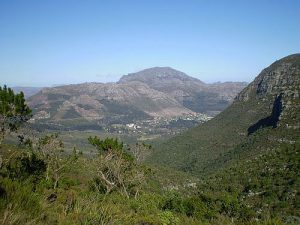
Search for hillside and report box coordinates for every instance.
[27,67,246,132]
[119,67,247,115]
[28,81,191,119]
[148,54,300,175]
[1,56,299,225]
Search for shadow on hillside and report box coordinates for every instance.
[248,94,283,135]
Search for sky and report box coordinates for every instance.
[0,0,299,87]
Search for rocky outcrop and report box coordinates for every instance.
[247,94,283,135]
[236,54,300,130]
[237,54,300,101]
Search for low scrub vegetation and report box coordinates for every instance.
[0,85,299,224]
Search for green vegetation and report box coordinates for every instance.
[1,54,299,225]
[87,136,143,198]
[0,85,31,144]
[1,119,299,224]
[148,54,300,178]
[1,137,298,224]
[147,97,271,174]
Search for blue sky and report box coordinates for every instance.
[0,0,299,87]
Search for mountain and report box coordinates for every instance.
[29,81,192,120]
[27,67,246,130]
[12,86,43,98]
[146,54,300,223]
[119,67,247,115]
[3,58,299,224]
[148,54,300,175]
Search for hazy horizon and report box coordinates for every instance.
[1,0,299,87]
[7,65,252,88]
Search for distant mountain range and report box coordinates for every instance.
[119,67,247,115]
[27,67,246,128]
[12,86,43,98]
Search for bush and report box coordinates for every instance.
[159,211,180,225]
[5,152,46,182]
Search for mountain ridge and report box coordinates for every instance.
[148,54,300,175]
[28,67,247,129]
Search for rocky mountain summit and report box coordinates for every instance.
[237,54,300,130]
[120,67,247,114]
[237,54,300,101]
[28,67,246,130]
[119,67,204,89]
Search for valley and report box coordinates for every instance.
[1,1,299,224]
[25,67,244,142]
[1,54,299,225]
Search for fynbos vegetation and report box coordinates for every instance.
[0,54,299,225]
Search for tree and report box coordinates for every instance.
[0,85,32,145]
[37,133,78,189]
[129,142,152,164]
[88,136,144,198]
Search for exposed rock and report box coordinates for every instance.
[120,67,247,114]
[148,54,300,175]
[237,54,300,101]
[27,67,247,126]
[237,54,300,129]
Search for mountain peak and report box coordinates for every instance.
[237,54,300,101]
[118,67,204,84]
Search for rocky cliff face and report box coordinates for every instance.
[237,54,300,129]
[237,54,300,101]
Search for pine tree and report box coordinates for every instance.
[0,85,32,144]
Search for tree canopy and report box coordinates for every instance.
[0,85,32,143]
